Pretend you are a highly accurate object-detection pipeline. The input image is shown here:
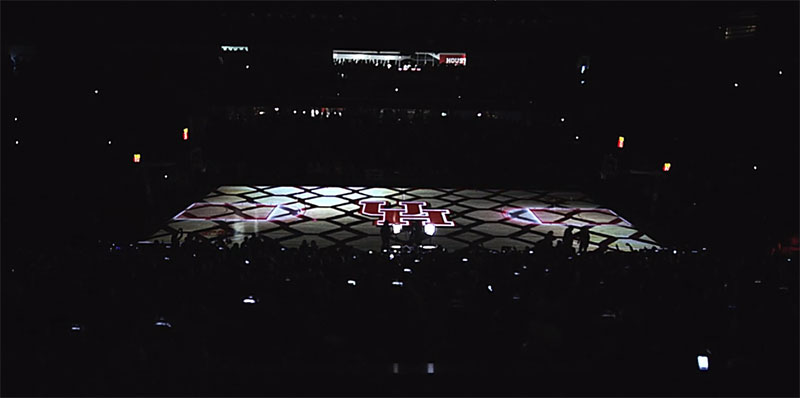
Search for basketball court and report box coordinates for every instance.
[144,186,660,252]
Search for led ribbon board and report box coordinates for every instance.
[145,186,659,252]
[332,50,466,67]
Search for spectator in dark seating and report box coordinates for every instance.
[539,231,555,252]
[554,239,564,254]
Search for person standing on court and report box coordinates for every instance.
[380,222,391,250]
[577,226,590,253]
[563,226,575,255]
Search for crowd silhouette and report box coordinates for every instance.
[3,228,797,395]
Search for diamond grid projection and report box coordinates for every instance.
[145,186,660,252]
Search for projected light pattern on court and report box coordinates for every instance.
[144,186,660,252]
[174,202,305,222]
[503,207,634,227]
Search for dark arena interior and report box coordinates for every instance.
[2,2,799,397]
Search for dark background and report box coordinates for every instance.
[1,1,798,396]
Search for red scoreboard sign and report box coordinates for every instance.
[439,53,467,65]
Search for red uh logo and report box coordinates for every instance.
[359,200,456,227]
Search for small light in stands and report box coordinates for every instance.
[462,257,468,262]
[753,165,757,170]
[302,110,306,115]
[258,110,265,115]
[243,296,256,304]
[293,110,297,114]
[580,80,585,85]
[477,112,482,117]
[347,280,356,286]
[697,355,709,371]
[458,95,462,99]
[245,65,250,69]
[663,162,671,172]
[133,154,141,163]
[15,140,19,145]
[94,89,99,94]
[575,135,580,140]
[389,253,395,260]
[393,363,399,374]
[487,285,493,292]
[274,107,279,112]
[108,140,112,145]
[778,70,782,75]
[395,87,399,92]
[392,281,403,286]
[244,259,250,264]
[14,117,18,122]
[441,112,447,117]
[392,224,402,234]
[183,127,189,140]
[733,82,739,87]
[560,117,565,122]
[618,136,625,148]
[154,318,172,328]
[427,363,435,374]
[164,174,168,179]
[71,324,81,331]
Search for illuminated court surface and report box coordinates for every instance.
[145,186,660,252]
